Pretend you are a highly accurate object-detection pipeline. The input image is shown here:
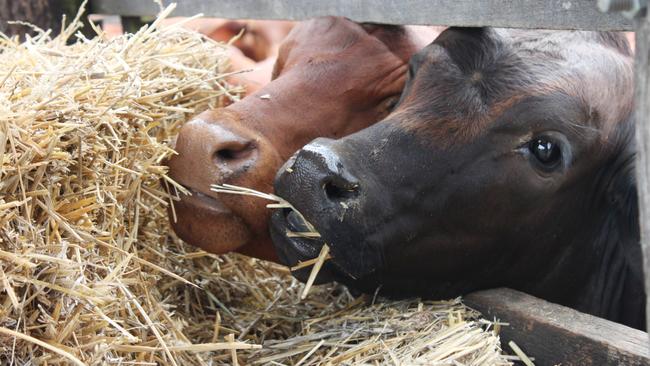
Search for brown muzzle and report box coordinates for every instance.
[167,108,282,260]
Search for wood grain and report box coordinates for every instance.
[465,288,650,365]
[92,0,634,30]
[636,11,650,339]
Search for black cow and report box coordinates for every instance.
[270,28,644,330]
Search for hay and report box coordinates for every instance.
[0,4,513,365]
[210,183,331,300]
[299,244,330,300]
[211,183,321,239]
[210,183,333,300]
[508,341,535,366]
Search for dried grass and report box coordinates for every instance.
[0,4,513,365]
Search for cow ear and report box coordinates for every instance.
[359,23,380,34]
[360,23,404,35]
[360,23,409,46]
[433,27,501,74]
[361,23,429,65]
[434,27,490,51]
[393,49,425,109]
[270,59,282,81]
[271,41,290,81]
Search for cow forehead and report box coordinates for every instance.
[396,28,633,145]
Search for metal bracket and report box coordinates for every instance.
[598,0,648,19]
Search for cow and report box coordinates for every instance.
[167,17,439,261]
[161,18,295,94]
[270,28,644,330]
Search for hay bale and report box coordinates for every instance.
[0,5,513,365]
[0,5,246,365]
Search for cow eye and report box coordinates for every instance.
[529,137,561,167]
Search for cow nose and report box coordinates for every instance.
[211,135,256,166]
[281,139,360,205]
[322,167,360,203]
[174,117,258,177]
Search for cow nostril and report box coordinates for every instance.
[216,148,243,160]
[324,180,359,202]
[214,142,256,163]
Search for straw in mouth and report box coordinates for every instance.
[210,183,319,238]
[298,243,331,300]
[210,183,331,298]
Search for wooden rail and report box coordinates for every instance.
[91,0,635,31]
[636,5,650,342]
[465,288,650,365]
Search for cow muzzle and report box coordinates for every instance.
[167,109,282,260]
[271,138,383,285]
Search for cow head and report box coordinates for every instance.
[168,17,436,261]
[272,28,641,326]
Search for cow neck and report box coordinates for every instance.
[581,151,645,329]
[535,149,645,329]
[584,183,644,329]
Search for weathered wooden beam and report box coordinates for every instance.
[91,0,634,31]
[464,288,650,365]
[0,0,92,39]
[635,9,650,339]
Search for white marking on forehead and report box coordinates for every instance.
[302,142,340,173]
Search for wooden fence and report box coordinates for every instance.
[92,0,635,30]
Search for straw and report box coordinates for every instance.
[300,244,330,300]
[509,341,536,366]
[0,327,86,366]
[210,183,319,234]
[0,3,247,364]
[209,183,332,299]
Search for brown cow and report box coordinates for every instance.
[200,19,295,93]
[161,18,295,94]
[167,17,439,261]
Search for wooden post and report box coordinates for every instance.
[120,16,148,34]
[635,11,650,335]
[0,0,94,39]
